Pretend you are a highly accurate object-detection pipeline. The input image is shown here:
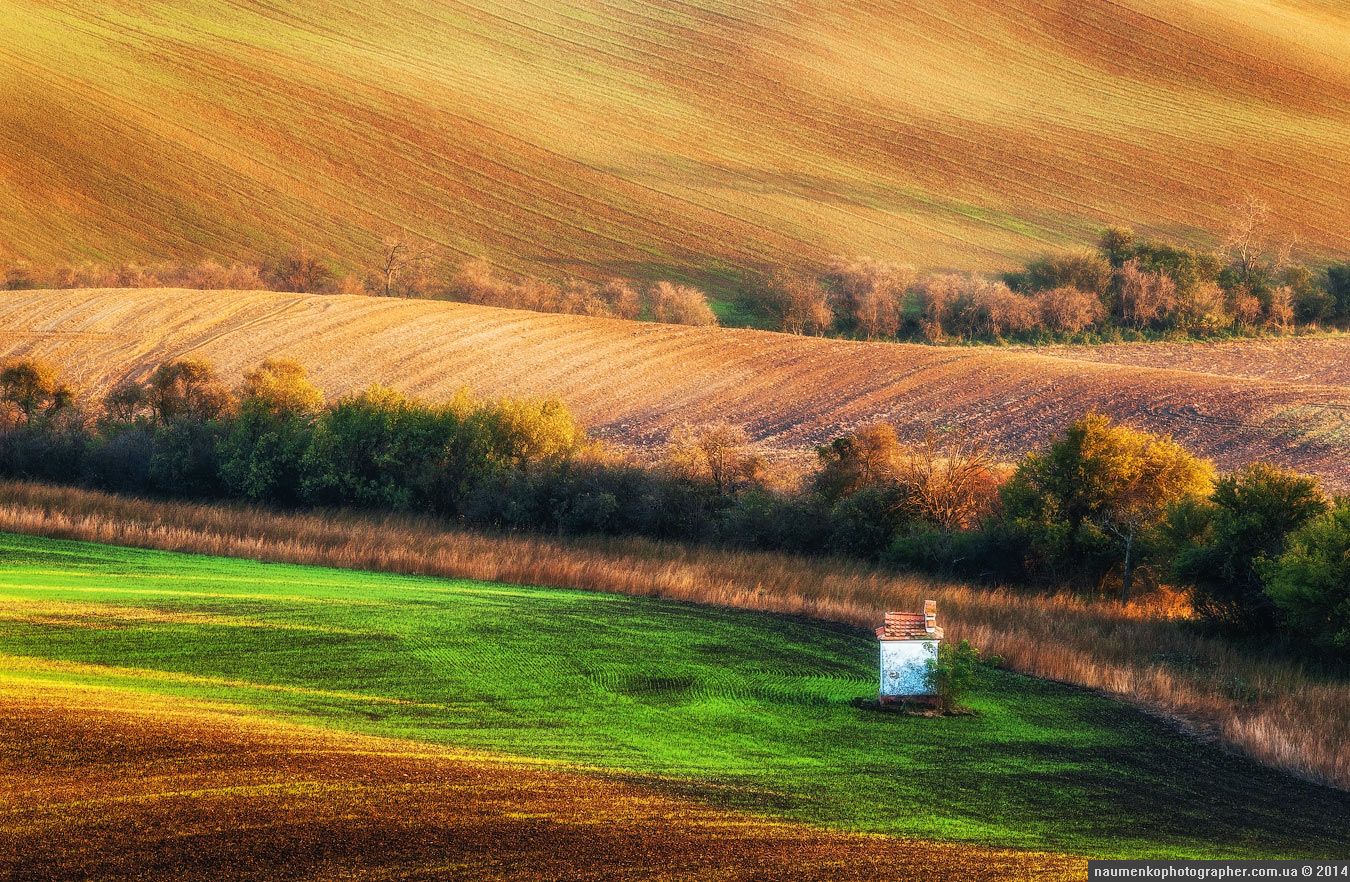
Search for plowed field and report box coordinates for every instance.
[1,288,1346,486]
[2,0,1348,282]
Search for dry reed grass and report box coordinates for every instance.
[0,480,1344,790]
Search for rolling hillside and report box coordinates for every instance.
[3,533,1346,861]
[3,681,1082,881]
[2,0,1348,286]
[1,288,1347,486]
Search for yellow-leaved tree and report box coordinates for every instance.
[240,358,325,416]
[1002,412,1214,601]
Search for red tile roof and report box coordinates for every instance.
[875,608,943,640]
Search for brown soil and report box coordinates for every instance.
[0,679,1081,882]
[1,289,1345,488]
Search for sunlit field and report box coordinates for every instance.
[3,481,1346,790]
[4,1,1348,879]
[2,0,1348,288]
[4,682,1086,882]
[2,289,1347,487]
[2,531,1346,862]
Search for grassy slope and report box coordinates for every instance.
[2,532,1346,859]
[2,288,1347,487]
[4,682,1084,881]
[1,0,1348,291]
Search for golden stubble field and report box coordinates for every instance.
[1,0,1347,281]
[1,288,1347,487]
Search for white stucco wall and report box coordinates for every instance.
[879,639,938,697]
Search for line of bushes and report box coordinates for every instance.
[1,355,1345,656]
[799,228,1350,342]
[7,203,1348,341]
[0,252,721,327]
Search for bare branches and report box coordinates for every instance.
[668,422,765,496]
[894,430,1000,531]
[378,233,439,298]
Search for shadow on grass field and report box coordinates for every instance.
[1,680,1083,881]
[0,480,1344,793]
[0,532,1346,862]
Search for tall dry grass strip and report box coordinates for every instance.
[0,481,1344,790]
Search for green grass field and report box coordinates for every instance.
[1,532,1346,858]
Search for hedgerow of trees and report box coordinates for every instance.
[7,198,1347,340]
[2,355,1344,657]
[0,247,720,328]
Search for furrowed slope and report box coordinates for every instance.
[1,0,1348,283]
[1,288,1347,486]
[1035,336,1350,387]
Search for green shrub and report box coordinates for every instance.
[999,413,1213,598]
[218,405,315,505]
[885,525,1000,581]
[1262,501,1350,655]
[1327,263,1350,322]
[926,639,995,712]
[1022,251,1112,297]
[1170,464,1328,634]
[828,485,911,559]
[300,387,463,510]
[148,418,226,499]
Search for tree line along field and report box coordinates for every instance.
[0,288,1345,488]
[1,0,1348,291]
[1,531,1347,870]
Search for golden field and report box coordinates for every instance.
[1,288,1346,486]
[1,0,1348,282]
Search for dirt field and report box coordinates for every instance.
[1036,336,1350,386]
[1,0,1347,281]
[0,676,1081,881]
[1,288,1346,487]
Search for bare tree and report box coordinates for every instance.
[377,234,439,298]
[946,276,1037,339]
[824,256,915,339]
[649,282,718,327]
[908,274,962,340]
[762,271,833,335]
[1117,259,1177,329]
[601,279,641,319]
[1173,280,1229,334]
[668,422,765,496]
[813,423,903,502]
[1266,285,1295,329]
[1221,193,1296,294]
[264,249,333,294]
[894,431,1000,531]
[1036,286,1104,334]
[1222,194,1274,283]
